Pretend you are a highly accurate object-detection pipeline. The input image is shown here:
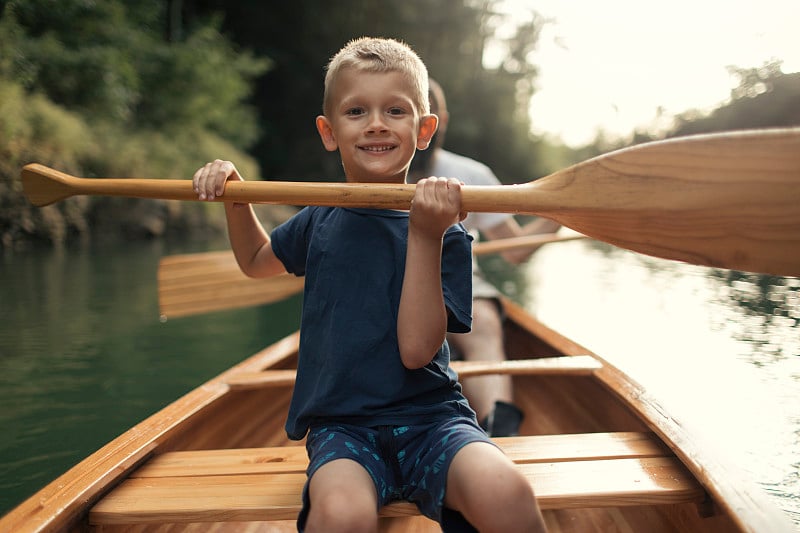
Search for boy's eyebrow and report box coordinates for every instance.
[337,93,417,109]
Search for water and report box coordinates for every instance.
[483,238,800,526]
[0,239,303,515]
[0,238,798,526]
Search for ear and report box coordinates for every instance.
[316,115,338,152]
[416,114,439,150]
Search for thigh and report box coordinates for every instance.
[302,425,387,532]
[309,457,378,505]
[400,417,491,520]
[445,442,543,532]
[305,424,389,499]
[444,440,524,510]
[304,459,379,533]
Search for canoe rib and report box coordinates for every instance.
[89,432,706,525]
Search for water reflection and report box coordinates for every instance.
[501,238,799,525]
[0,240,303,515]
[1,237,797,524]
[482,237,800,362]
[708,271,800,361]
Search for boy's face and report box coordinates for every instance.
[316,69,437,184]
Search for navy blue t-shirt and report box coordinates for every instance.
[271,207,473,440]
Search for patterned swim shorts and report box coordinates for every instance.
[297,416,493,532]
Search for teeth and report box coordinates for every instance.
[362,145,393,152]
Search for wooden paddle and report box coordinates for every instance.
[22,128,800,276]
[472,231,586,256]
[157,251,305,319]
[158,232,585,319]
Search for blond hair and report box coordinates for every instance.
[322,37,430,117]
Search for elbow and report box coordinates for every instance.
[399,339,442,370]
[237,262,263,279]
[400,354,432,370]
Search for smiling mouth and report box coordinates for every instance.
[360,145,395,153]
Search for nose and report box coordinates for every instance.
[365,112,388,134]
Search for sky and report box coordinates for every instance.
[491,0,800,147]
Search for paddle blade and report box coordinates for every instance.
[158,251,305,319]
[530,129,800,276]
[157,234,580,318]
[21,164,76,207]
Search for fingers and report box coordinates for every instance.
[411,177,464,235]
[192,159,241,201]
[414,176,463,213]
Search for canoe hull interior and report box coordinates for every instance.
[0,300,789,533]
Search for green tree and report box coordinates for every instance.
[186,0,549,182]
[0,0,269,246]
[670,61,800,136]
[3,0,557,246]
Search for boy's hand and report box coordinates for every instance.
[409,177,466,240]
[193,159,243,201]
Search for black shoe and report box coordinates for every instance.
[480,400,524,437]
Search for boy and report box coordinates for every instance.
[193,37,546,533]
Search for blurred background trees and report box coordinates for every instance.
[0,0,268,245]
[1,0,798,248]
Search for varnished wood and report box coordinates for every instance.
[2,296,795,533]
[501,299,794,533]
[22,128,800,275]
[226,355,602,390]
[131,432,667,479]
[158,251,304,319]
[472,231,586,255]
[90,450,704,525]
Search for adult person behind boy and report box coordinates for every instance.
[409,79,561,438]
[193,38,547,533]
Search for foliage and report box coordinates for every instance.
[186,0,549,183]
[0,79,94,245]
[0,0,268,247]
[8,1,796,249]
[669,61,800,136]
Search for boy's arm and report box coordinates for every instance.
[193,160,286,278]
[398,177,465,369]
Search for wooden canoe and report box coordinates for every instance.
[0,295,793,532]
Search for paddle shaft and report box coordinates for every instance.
[472,233,586,255]
[22,164,543,212]
[21,129,800,276]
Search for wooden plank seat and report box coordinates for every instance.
[89,431,706,525]
[226,355,604,390]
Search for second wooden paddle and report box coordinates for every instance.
[158,251,304,319]
[158,233,585,319]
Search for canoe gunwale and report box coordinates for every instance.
[0,301,793,532]
[499,300,794,533]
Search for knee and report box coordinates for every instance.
[510,474,537,509]
[499,477,547,531]
[481,469,539,520]
[305,492,378,533]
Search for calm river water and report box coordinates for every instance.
[1,237,798,526]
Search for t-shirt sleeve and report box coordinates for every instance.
[441,225,473,333]
[269,207,313,277]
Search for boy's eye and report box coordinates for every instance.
[345,107,365,116]
[388,107,406,115]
